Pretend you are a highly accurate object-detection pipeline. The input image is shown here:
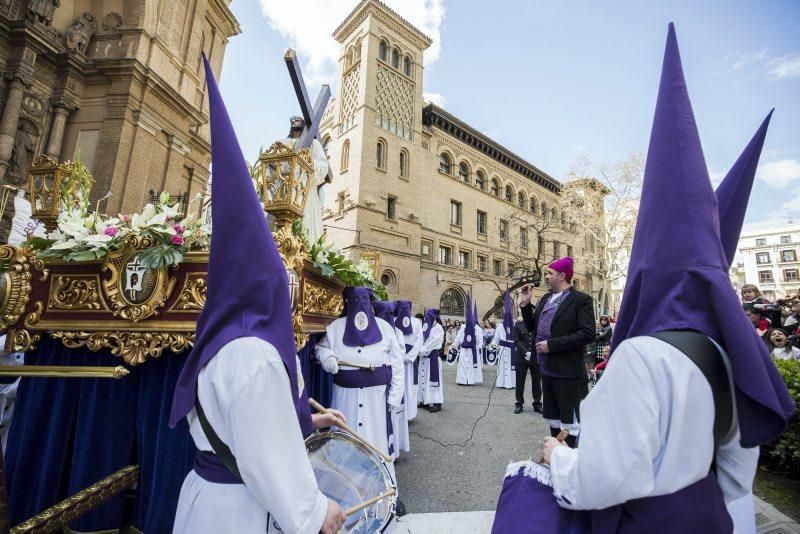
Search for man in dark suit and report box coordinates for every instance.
[519,257,595,448]
[512,317,542,414]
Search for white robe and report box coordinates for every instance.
[455,324,484,385]
[402,318,424,422]
[282,137,329,244]
[492,326,515,389]
[173,337,328,534]
[389,325,407,459]
[418,323,445,405]
[550,336,758,534]
[314,317,405,458]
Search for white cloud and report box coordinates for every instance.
[708,165,726,188]
[259,0,445,88]
[423,91,447,106]
[729,48,769,70]
[768,53,800,80]
[756,159,800,188]
[724,48,800,82]
[782,192,800,213]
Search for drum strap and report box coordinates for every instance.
[196,399,243,482]
[649,330,734,472]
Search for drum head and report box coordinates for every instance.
[305,431,396,533]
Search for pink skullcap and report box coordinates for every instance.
[549,257,574,281]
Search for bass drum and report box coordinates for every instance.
[306,431,396,533]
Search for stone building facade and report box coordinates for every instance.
[319,0,604,319]
[0,0,239,238]
[738,223,800,300]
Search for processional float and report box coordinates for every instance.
[0,50,371,533]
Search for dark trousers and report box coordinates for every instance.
[514,360,542,407]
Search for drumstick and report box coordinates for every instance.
[308,398,394,463]
[337,359,376,371]
[343,488,396,517]
[539,429,570,463]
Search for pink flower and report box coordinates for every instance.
[173,224,184,234]
[171,234,184,245]
[104,226,119,237]
[121,215,130,223]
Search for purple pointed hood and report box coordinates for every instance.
[462,293,478,367]
[503,290,514,338]
[342,286,382,347]
[715,111,773,267]
[170,56,312,437]
[610,24,793,447]
[373,300,396,326]
[394,300,414,335]
[422,308,440,340]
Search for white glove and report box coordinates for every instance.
[321,356,339,374]
[525,351,532,361]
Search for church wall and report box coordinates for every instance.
[0,0,238,237]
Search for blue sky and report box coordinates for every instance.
[220,0,799,229]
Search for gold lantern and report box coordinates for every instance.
[254,141,314,229]
[28,155,62,231]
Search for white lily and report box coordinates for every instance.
[49,239,80,250]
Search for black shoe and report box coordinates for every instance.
[565,435,578,448]
[429,404,441,413]
[533,403,543,414]
[395,498,407,517]
[514,405,523,414]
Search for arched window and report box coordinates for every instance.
[403,56,412,76]
[529,197,538,215]
[475,170,486,190]
[376,138,387,170]
[490,178,500,196]
[399,149,409,178]
[322,135,331,156]
[440,288,465,317]
[505,184,514,202]
[378,40,388,61]
[354,39,362,60]
[346,47,354,68]
[551,207,558,221]
[458,162,470,183]
[439,153,452,174]
[341,139,350,172]
[517,191,527,209]
[561,211,567,226]
[391,48,400,68]
[540,201,548,218]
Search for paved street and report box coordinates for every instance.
[394,360,800,534]
[396,361,548,514]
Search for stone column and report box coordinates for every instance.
[0,79,26,182]
[46,106,71,161]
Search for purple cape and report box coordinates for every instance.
[394,300,414,335]
[342,286,382,347]
[170,55,312,437]
[503,290,514,338]
[610,24,793,447]
[422,309,440,340]
[373,300,396,326]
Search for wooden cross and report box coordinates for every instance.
[284,49,331,151]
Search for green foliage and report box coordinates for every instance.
[771,357,800,472]
[137,244,184,269]
[300,223,388,300]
